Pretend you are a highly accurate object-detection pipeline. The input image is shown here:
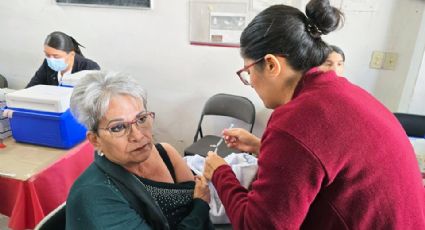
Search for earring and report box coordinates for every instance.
[97,150,104,157]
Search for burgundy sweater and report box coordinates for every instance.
[212,69,425,229]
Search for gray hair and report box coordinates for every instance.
[70,71,147,132]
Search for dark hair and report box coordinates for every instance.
[240,0,344,72]
[44,31,85,56]
[329,45,345,61]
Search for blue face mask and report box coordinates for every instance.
[46,57,68,72]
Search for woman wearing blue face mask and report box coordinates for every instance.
[26,31,100,88]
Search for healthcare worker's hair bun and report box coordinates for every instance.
[305,0,344,37]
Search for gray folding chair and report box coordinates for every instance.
[0,74,8,88]
[184,93,255,158]
[34,202,66,230]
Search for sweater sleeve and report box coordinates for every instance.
[66,184,152,230]
[178,198,214,230]
[211,129,326,230]
[26,60,49,88]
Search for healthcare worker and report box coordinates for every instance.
[26,31,100,87]
[203,0,425,229]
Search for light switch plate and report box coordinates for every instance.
[370,51,385,69]
[383,52,398,70]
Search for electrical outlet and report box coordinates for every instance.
[383,52,398,70]
[370,51,385,69]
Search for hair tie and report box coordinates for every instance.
[306,20,322,39]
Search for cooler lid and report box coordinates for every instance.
[5,85,73,113]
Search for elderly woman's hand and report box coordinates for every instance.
[194,175,210,203]
[203,151,228,181]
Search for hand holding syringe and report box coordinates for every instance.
[214,123,234,153]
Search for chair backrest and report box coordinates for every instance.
[394,112,425,137]
[194,93,255,141]
[0,74,8,88]
[35,202,66,230]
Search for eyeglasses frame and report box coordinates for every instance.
[236,57,264,85]
[97,111,156,137]
[235,54,288,85]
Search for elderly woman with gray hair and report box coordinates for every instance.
[66,71,213,229]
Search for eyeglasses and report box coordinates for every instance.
[98,111,155,138]
[236,54,288,85]
[236,57,264,85]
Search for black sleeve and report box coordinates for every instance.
[178,199,214,230]
[26,60,49,88]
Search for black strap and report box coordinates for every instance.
[155,144,177,183]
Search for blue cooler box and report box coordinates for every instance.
[9,108,86,149]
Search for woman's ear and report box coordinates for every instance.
[67,51,76,60]
[264,54,282,77]
[87,131,101,150]
[65,51,76,65]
